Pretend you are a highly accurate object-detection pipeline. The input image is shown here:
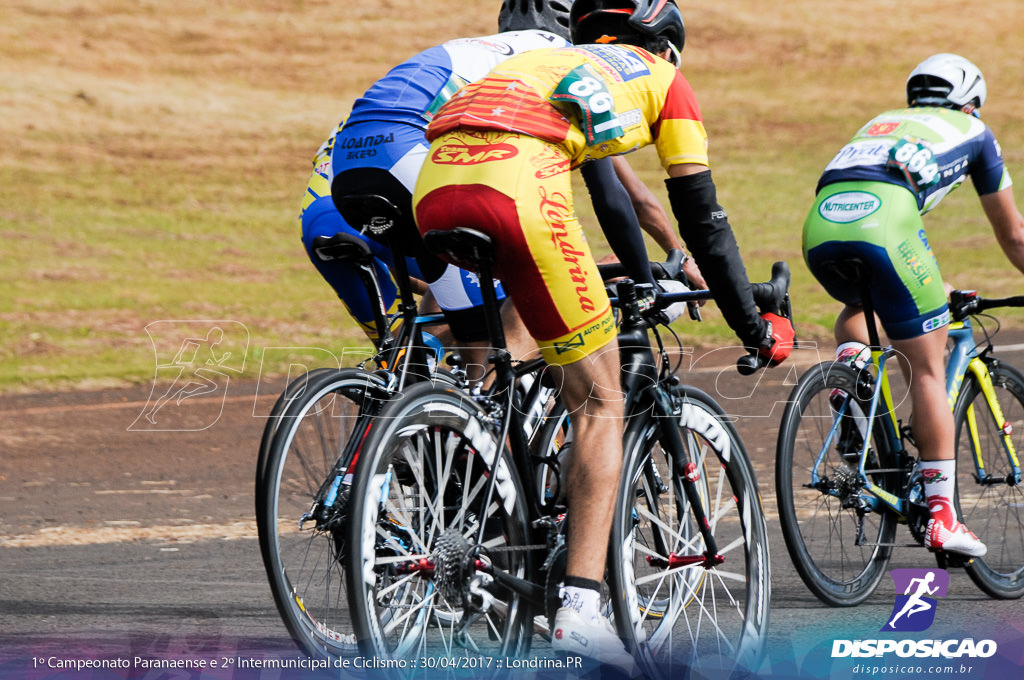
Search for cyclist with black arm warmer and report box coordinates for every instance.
[412,0,793,671]
[302,0,691,365]
[803,53,1024,557]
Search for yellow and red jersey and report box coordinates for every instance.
[427,44,708,169]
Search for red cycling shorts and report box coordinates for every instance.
[413,130,616,366]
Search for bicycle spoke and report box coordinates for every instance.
[613,387,769,679]
[776,363,896,605]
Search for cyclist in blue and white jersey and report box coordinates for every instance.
[803,53,1024,557]
[300,4,571,348]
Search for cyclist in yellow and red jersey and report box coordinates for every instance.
[413,0,794,670]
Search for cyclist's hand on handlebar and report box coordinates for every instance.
[758,312,795,367]
[682,256,707,295]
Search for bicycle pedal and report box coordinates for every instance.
[930,549,973,568]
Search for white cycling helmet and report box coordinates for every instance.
[906,53,986,110]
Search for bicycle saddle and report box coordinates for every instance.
[423,228,497,270]
[311,232,374,263]
[823,257,870,286]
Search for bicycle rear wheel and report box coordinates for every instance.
[257,367,388,660]
[610,385,770,679]
[344,381,532,663]
[775,361,898,606]
[255,366,337,513]
[953,361,1024,599]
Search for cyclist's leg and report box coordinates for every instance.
[892,328,953,463]
[546,347,625,583]
[834,304,873,346]
[301,195,401,340]
[415,131,634,671]
[896,329,987,556]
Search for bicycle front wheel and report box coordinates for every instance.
[953,361,1024,599]
[610,385,770,679]
[775,361,898,606]
[257,367,389,661]
[344,381,532,663]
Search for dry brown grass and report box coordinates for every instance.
[2,0,1024,389]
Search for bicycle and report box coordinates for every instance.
[775,259,1024,607]
[255,195,562,662]
[342,227,790,678]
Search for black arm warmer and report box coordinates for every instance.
[665,171,765,347]
[580,158,655,287]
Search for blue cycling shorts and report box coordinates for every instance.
[803,181,949,340]
[301,195,423,339]
[329,121,505,341]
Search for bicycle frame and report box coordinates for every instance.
[947,320,1023,485]
[434,266,727,608]
[825,346,909,517]
[815,312,1024,523]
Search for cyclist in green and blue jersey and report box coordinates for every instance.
[803,53,1024,557]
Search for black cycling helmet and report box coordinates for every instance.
[498,0,574,42]
[570,0,685,57]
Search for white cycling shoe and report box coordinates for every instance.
[551,607,638,678]
[925,517,987,557]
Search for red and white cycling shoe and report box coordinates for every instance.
[925,516,988,557]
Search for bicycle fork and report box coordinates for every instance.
[963,357,1023,486]
[646,387,724,570]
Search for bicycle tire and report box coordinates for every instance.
[257,367,390,661]
[609,385,770,679]
[344,381,532,663]
[776,361,900,606]
[952,360,1024,599]
[532,400,571,513]
[255,366,337,513]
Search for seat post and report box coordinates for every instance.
[859,278,883,351]
[476,258,507,357]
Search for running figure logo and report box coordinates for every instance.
[882,568,949,632]
[130,321,248,431]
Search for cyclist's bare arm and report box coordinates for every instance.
[611,156,707,289]
[611,155,681,253]
[981,187,1024,274]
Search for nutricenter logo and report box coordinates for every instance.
[818,191,882,224]
[831,569,997,660]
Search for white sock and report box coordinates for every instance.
[920,459,957,523]
[560,585,601,620]
[836,341,870,369]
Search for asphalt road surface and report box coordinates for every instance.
[3,339,1023,680]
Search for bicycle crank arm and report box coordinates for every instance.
[476,563,545,603]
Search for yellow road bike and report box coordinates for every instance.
[776,274,1024,606]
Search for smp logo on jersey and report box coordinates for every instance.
[882,568,950,632]
[431,142,518,165]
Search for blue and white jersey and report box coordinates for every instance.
[343,30,569,131]
[817,106,1011,214]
